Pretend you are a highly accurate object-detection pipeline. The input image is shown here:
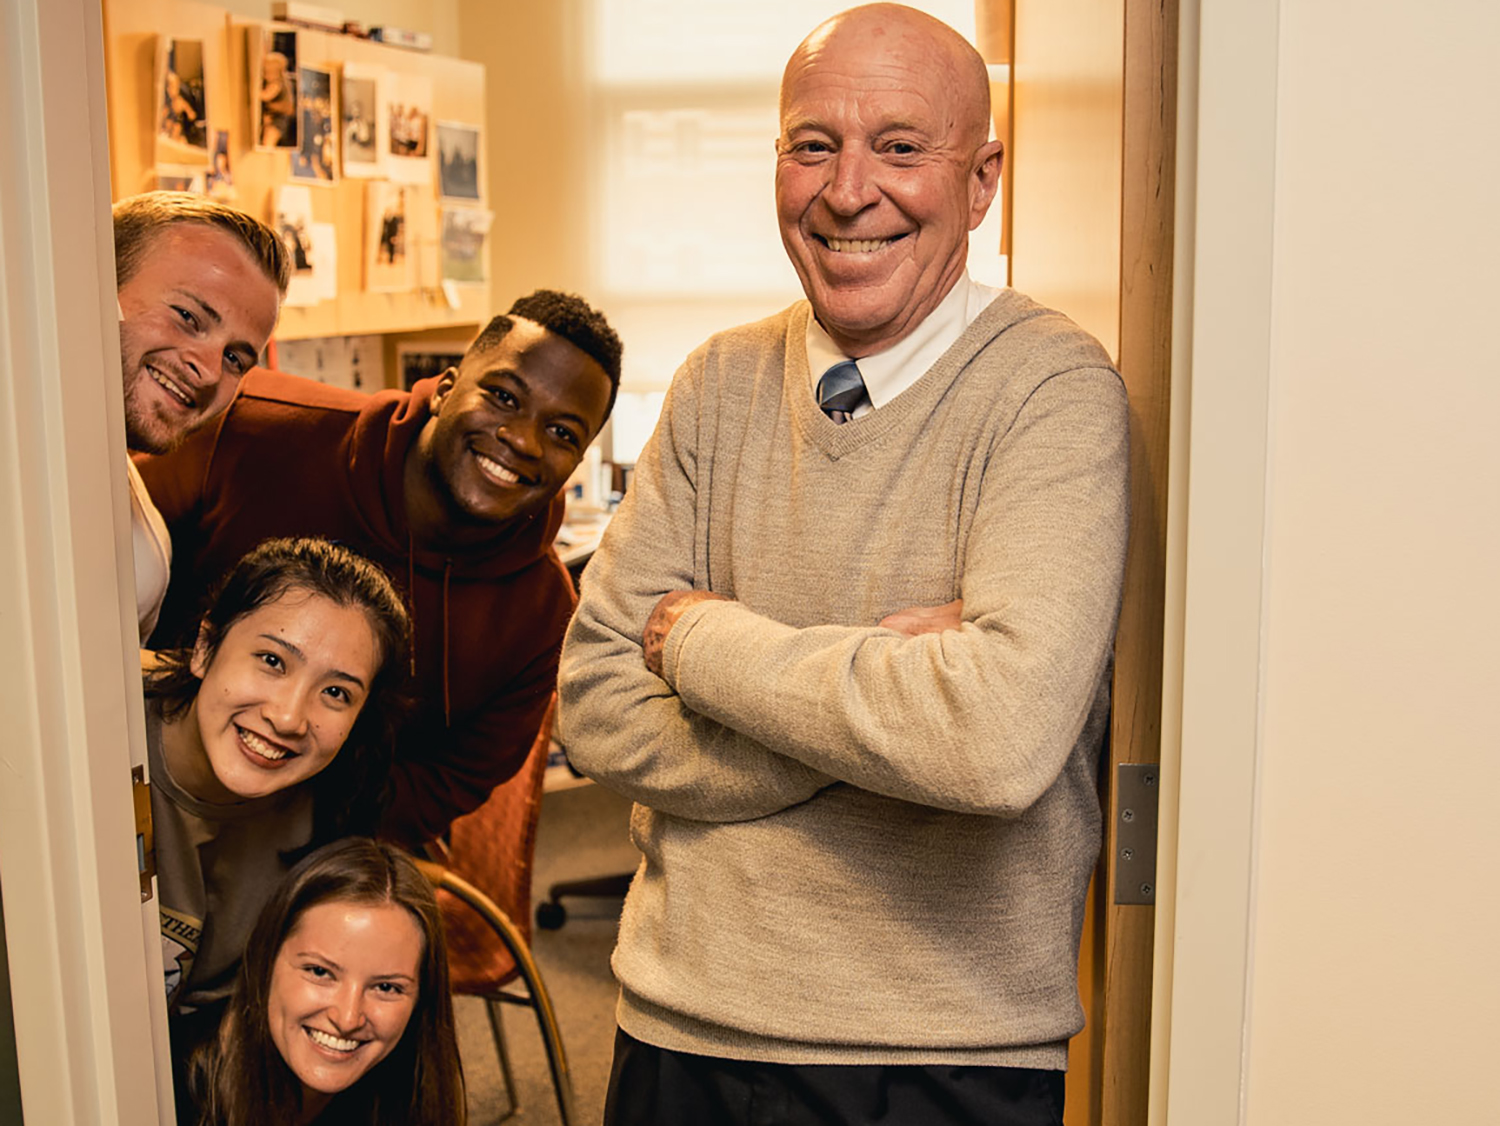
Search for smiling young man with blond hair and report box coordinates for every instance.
[558,6,1131,1123]
[113,191,289,641]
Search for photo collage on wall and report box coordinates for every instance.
[144,23,489,304]
[289,65,337,184]
[437,121,490,287]
[275,183,336,307]
[253,26,299,150]
[340,63,385,179]
[154,36,209,189]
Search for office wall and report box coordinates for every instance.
[218,0,459,55]
[455,0,593,304]
[1240,1,1499,1121]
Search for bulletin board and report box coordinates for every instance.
[101,0,491,344]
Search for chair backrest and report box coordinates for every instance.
[437,694,554,994]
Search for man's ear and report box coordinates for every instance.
[429,367,459,414]
[188,622,213,680]
[969,139,1005,229]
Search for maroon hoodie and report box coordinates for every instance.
[139,369,575,846]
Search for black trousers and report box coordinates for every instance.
[604,1029,1066,1126]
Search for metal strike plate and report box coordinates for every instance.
[133,765,155,903]
[1113,763,1159,905]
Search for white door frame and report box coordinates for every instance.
[1149,0,1280,1122]
[0,0,170,1122]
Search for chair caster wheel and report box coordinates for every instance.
[536,901,567,930]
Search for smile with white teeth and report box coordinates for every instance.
[239,726,293,761]
[306,1028,363,1053]
[822,236,901,253]
[475,451,525,485]
[146,364,195,408]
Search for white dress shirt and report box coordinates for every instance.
[129,455,171,643]
[805,273,1005,418]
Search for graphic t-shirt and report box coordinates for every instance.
[146,703,313,1012]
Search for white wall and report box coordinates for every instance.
[1245,1,1500,1120]
[1167,1,1500,1122]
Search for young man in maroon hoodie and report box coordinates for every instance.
[139,289,621,846]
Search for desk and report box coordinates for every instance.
[555,506,610,570]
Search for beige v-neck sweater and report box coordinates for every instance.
[558,290,1129,1068]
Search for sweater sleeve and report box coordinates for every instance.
[658,367,1129,817]
[557,354,836,822]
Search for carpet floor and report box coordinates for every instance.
[458,780,638,1126]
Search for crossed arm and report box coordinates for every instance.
[557,358,1128,824]
[642,591,963,675]
[559,579,968,824]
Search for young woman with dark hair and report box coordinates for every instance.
[145,536,410,1021]
[188,837,465,1125]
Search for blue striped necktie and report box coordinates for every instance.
[817,359,868,424]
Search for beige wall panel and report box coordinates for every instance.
[1009,0,1123,355]
[457,0,593,306]
[1242,1,1500,1122]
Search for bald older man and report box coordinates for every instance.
[558,6,1130,1123]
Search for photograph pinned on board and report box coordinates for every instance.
[340,63,385,179]
[289,65,337,184]
[440,208,491,285]
[436,122,480,201]
[274,184,316,276]
[155,37,208,158]
[384,73,432,185]
[251,26,299,150]
[287,221,337,307]
[365,180,413,292]
[204,129,235,200]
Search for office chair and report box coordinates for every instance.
[416,696,577,1125]
[533,733,633,931]
[535,868,632,930]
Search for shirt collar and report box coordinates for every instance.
[805,273,1004,410]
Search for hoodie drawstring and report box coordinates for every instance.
[406,532,454,728]
[442,559,452,726]
[406,533,417,678]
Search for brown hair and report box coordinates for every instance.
[113,191,291,296]
[189,838,466,1126]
